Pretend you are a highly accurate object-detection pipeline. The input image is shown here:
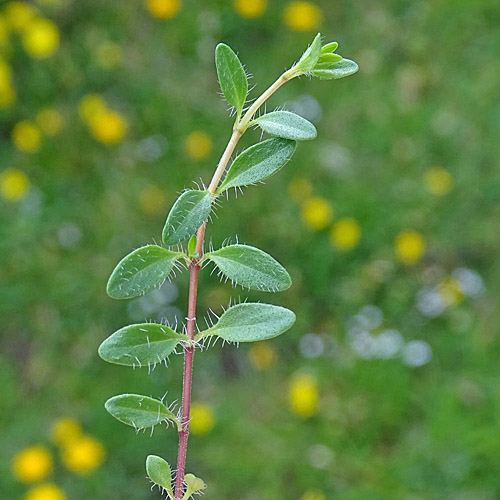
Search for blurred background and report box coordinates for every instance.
[1,1,500,499]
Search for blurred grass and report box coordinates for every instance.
[1,1,500,499]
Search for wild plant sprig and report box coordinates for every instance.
[98,33,358,500]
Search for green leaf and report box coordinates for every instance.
[321,41,339,53]
[162,190,211,246]
[215,43,248,115]
[188,235,197,256]
[295,33,322,73]
[146,455,173,496]
[98,323,187,367]
[217,138,296,193]
[199,303,295,342]
[105,394,180,431]
[311,59,359,80]
[318,53,343,63]
[255,111,317,141]
[107,245,184,300]
[183,474,206,498]
[206,244,291,292]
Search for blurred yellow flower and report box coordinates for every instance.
[90,110,127,144]
[248,342,276,371]
[425,166,453,196]
[138,184,166,216]
[234,0,267,18]
[288,373,318,418]
[189,403,215,435]
[78,94,107,124]
[394,230,425,265]
[61,435,105,474]
[301,490,327,500]
[51,417,82,446]
[4,1,37,31]
[24,483,66,500]
[184,131,212,161]
[12,445,52,483]
[1,168,30,201]
[438,277,464,307]
[96,41,123,70]
[283,2,322,31]
[12,121,42,153]
[146,0,181,19]
[22,18,60,58]
[36,108,64,136]
[301,196,333,230]
[331,217,361,251]
[288,176,313,204]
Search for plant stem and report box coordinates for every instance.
[173,66,298,500]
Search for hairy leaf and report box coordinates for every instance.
[184,474,206,495]
[162,190,211,246]
[107,245,183,300]
[146,455,173,495]
[199,303,295,342]
[311,59,359,80]
[206,244,291,292]
[295,32,322,73]
[255,111,317,141]
[215,43,248,114]
[217,138,296,193]
[98,323,187,367]
[105,394,180,430]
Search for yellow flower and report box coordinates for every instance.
[0,168,30,201]
[12,121,42,153]
[394,230,426,265]
[22,18,60,58]
[301,490,327,500]
[78,94,107,124]
[438,277,464,307]
[51,417,82,446]
[283,2,322,31]
[89,110,127,144]
[331,217,361,251]
[36,108,64,136]
[184,131,212,161]
[138,184,166,216]
[288,373,318,418]
[288,176,313,204]
[189,403,215,435]
[61,435,105,474]
[301,197,333,230]
[424,166,453,196]
[12,446,52,483]
[234,0,267,18]
[4,2,37,31]
[248,342,276,371]
[146,0,181,19]
[24,483,66,500]
[96,41,123,70]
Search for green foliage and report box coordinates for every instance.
[295,32,323,73]
[183,474,206,498]
[255,111,317,141]
[217,138,296,193]
[146,455,174,497]
[105,394,180,431]
[106,245,184,299]
[98,323,187,367]
[215,43,248,116]
[162,190,212,245]
[311,59,359,80]
[205,244,291,292]
[198,303,296,343]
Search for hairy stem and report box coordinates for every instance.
[173,66,297,500]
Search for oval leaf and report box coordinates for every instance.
[255,111,317,141]
[200,303,295,342]
[206,244,291,292]
[98,323,187,367]
[217,138,296,193]
[162,190,211,246]
[295,32,322,72]
[311,58,359,80]
[146,455,173,495]
[215,43,248,114]
[107,245,183,300]
[105,394,180,430]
